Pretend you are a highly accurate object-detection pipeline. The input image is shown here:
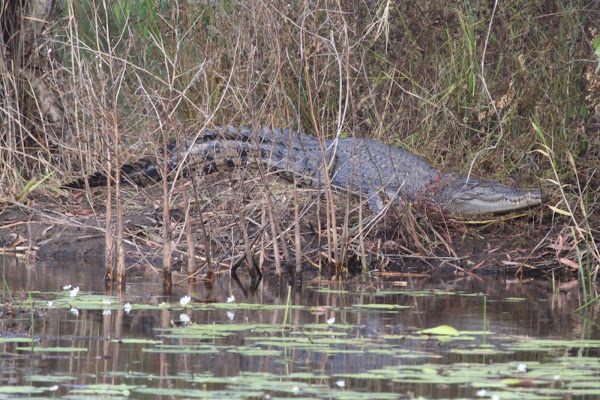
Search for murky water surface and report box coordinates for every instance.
[2,257,599,399]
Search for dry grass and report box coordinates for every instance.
[1,0,599,279]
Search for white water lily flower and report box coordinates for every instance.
[124,303,133,313]
[335,380,345,388]
[491,395,500,400]
[47,301,53,308]
[70,308,79,316]
[227,311,235,320]
[102,310,111,316]
[327,317,335,325]
[227,295,235,303]
[476,389,487,397]
[517,363,527,373]
[62,285,72,290]
[179,314,191,324]
[102,299,112,305]
[180,296,191,307]
[69,287,80,297]
[159,302,166,307]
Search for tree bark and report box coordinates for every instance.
[1,0,67,182]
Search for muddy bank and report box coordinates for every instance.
[0,180,560,280]
[0,201,157,267]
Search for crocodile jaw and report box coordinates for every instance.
[447,189,543,216]
[439,174,544,216]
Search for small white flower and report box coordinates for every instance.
[553,375,560,380]
[476,389,487,397]
[102,310,111,316]
[327,317,335,325]
[517,363,527,373]
[292,386,300,394]
[491,395,500,400]
[48,385,59,391]
[179,314,191,324]
[63,285,72,290]
[227,295,235,303]
[159,302,166,307]
[180,296,191,307]
[124,303,132,313]
[335,379,345,387]
[227,311,235,320]
[70,308,79,316]
[69,287,80,297]
[102,299,112,305]
[47,301,53,308]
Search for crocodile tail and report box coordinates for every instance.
[64,126,322,190]
[63,171,109,189]
[64,139,256,190]
[63,158,166,189]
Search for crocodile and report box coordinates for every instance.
[68,126,544,216]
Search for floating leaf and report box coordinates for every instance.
[16,347,88,352]
[112,338,162,344]
[352,304,411,310]
[421,325,459,336]
[0,386,49,394]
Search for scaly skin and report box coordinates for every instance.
[67,126,544,216]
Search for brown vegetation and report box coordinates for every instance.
[1,0,599,282]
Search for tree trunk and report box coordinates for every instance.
[1,0,67,189]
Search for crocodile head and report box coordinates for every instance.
[436,173,544,216]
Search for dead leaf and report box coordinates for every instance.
[558,257,579,271]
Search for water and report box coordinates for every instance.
[1,256,598,399]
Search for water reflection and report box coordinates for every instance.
[1,256,598,399]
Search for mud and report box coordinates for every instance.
[0,204,102,261]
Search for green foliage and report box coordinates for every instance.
[112,0,160,39]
